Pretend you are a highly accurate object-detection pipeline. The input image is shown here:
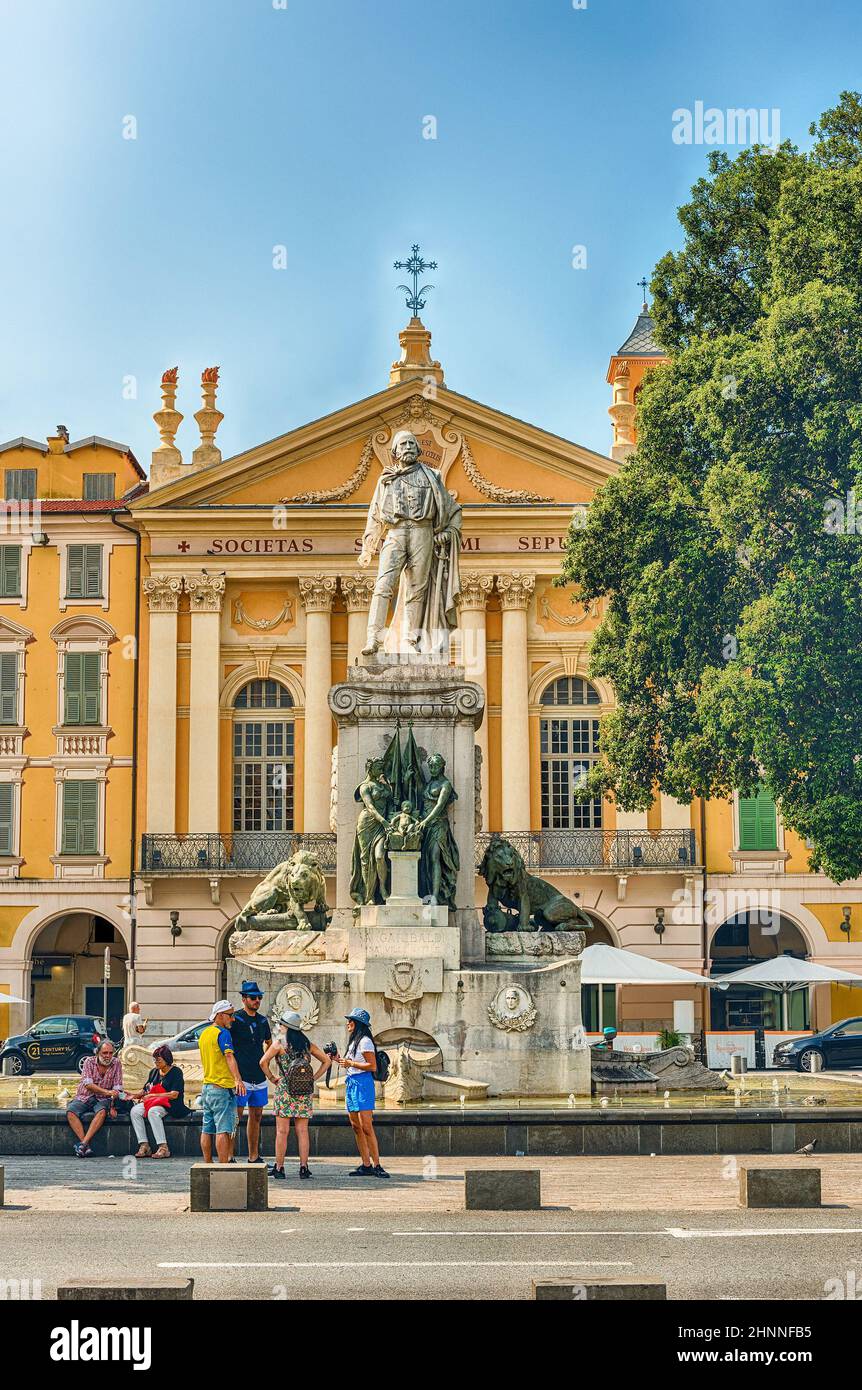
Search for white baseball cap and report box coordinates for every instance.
[209,999,235,1022]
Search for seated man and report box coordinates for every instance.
[66,1040,122,1157]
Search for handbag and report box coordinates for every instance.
[143,1083,169,1114]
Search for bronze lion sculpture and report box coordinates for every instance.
[235,850,329,931]
[478,835,592,933]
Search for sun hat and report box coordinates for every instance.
[345,1007,371,1026]
[209,999,235,1022]
[279,1010,303,1028]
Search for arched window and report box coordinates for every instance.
[539,675,602,830]
[232,680,294,831]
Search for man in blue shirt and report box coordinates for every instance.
[229,981,272,1163]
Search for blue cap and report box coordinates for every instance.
[345,1007,371,1026]
[602,1026,617,1037]
[241,980,263,998]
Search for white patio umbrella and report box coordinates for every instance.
[712,955,862,1029]
[580,942,711,1031]
[0,992,28,1005]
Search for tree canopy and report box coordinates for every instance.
[562,93,862,882]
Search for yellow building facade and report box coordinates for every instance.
[1,312,861,1059]
[0,429,143,1041]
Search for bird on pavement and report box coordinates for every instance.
[795,1140,818,1155]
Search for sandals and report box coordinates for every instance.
[151,1144,171,1159]
[135,1143,152,1158]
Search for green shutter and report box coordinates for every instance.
[67,545,84,598]
[64,652,100,725]
[738,788,778,851]
[0,783,13,855]
[0,546,21,597]
[62,780,99,855]
[0,653,17,725]
[84,546,102,598]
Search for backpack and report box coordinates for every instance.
[374,1048,391,1084]
[282,1047,314,1098]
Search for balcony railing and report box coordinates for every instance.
[140,829,697,875]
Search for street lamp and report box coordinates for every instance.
[654,906,666,941]
[169,910,182,946]
[841,906,852,938]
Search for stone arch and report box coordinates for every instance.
[528,659,613,709]
[50,614,117,644]
[219,662,304,712]
[14,902,132,965]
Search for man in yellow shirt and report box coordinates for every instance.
[199,1000,246,1164]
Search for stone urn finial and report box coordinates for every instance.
[150,367,185,488]
[192,366,224,470]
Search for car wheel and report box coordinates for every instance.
[75,1053,90,1075]
[797,1047,824,1073]
[3,1051,27,1076]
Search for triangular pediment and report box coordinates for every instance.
[132,380,615,515]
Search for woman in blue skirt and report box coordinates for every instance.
[335,1008,389,1178]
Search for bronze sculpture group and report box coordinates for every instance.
[350,726,459,908]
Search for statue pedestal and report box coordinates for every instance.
[329,656,485,960]
[387,850,422,906]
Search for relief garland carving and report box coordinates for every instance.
[460,436,552,505]
[281,434,375,505]
[233,597,294,630]
[539,593,600,627]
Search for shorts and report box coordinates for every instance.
[201,1082,237,1136]
[345,1072,376,1113]
[235,1081,268,1110]
[67,1096,112,1120]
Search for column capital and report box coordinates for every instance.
[496,572,536,611]
[142,574,183,613]
[299,574,337,613]
[184,571,226,614]
[340,574,376,612]
[457,572,494,612]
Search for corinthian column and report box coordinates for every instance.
[142,575,183,833]
[457,572,493,828]
[185,572,226,833]
[299,575,337,831]
[496,572,535,832]
[340,575,376,669]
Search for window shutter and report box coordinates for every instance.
[62,780,100,855]
[0,783,13,855]
[82,652,101,724]
[0,653,18,725]
[0,546,21,597]
[64,652,82,724]
[738,789,778,851]
[80,780,99,854]
[84,546,103,598]
[67,545,84,598]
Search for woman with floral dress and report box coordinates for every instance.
[259,1010,328,1180]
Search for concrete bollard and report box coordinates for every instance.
[0,1164,4,1207]
[810,1053,823,1074]
[58,1279,194,1301]
[739,1166,821,1208]
[1,1057,16,1077]
[533,1278,666,1301]
[465,1168,541,1211]
[189,1162,268,1212]
[730,1053,748,1077]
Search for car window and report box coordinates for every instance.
[32,1017,69,1036]
[194,1023,208,1039]
[838,1020,862,1036]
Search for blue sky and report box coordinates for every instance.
[0,0,859,467]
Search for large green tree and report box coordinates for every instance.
[562,94,862,882]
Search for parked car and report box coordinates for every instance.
[772,1017,862,1072]
[150,1021,210,1053]
[0,1015,107,1076]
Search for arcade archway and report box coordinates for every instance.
[29,914,128,1041]
[709,911,809,1031]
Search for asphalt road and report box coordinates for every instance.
[3,1205,862,1301]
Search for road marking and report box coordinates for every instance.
[344,1227,368,1232]
[666,1226,862,1239]
[159,1260,633,1270]
[394,1226,862,1239]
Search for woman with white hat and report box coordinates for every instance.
[259,1010,328,1180]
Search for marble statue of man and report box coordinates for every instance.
[359,430,461,655]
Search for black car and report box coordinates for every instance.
[772,1017,862,1072]
[0,1015,107,1076]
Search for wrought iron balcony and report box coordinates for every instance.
[140,828,697,875]
[476,829,699,872]
[140,832,338,875]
